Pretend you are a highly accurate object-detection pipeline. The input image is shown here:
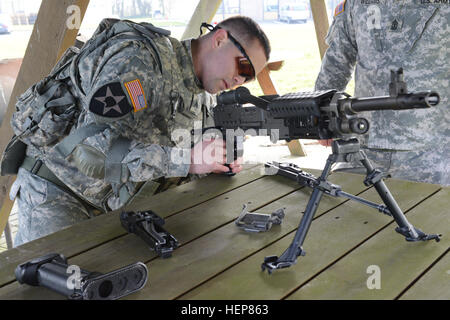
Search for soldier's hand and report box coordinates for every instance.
[318,139,332,147]
[189,138,230,174]
[228,157,243,174]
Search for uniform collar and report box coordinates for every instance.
[178,39,204,94]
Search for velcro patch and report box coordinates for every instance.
[89,82,133,118]
[334,0,346,17]
[124,79,148,112]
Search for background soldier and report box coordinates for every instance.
[9,16,271,246]
[315,0,449,186]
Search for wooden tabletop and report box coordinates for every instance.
[0,164,448,300]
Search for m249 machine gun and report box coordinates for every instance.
[213,69,441,274]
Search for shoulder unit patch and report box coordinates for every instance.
[89,82,133,118]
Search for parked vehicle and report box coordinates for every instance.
[279,3,310,24]
[0,15,11,34]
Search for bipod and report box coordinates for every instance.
[261,138,441,274]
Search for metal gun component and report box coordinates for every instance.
[211,69,441,274]
[213,69,439,142]
[120,210,178,258]
[261,143,441,274]
[265,161,392,216]
[15,253,148,300]
[235,204,285,232]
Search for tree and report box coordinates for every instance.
[112,0,154,18]
[136,0,152,17]
[158,0,173,19]
[113,0,124,17]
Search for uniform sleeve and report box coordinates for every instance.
[81,40,191,183]
[122,142,190,182]
[315,1,358,91]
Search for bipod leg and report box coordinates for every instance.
[261,154,335,274]
[359,151,441,242]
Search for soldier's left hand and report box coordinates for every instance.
[228,157,243,174]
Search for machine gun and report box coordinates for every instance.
[213,69,441,274]
[214,68,439,142]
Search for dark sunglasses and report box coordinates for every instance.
[200,23,256,83]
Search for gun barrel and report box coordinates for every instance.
[346,91,439,113]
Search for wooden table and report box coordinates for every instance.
[0,165,448,300]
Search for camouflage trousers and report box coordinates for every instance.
[11,168,91,247]
[332,144,449,186]
[11,168,198,247]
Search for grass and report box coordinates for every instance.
[246,22,323,95]
[243,22,355,96]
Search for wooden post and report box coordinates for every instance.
[57,1,90,60]
[0,0,90,240]
[257,61,307,157]
[310,0,330,59]
[256,61,283,96]
[3,221,12,249]
[181,0,223,40]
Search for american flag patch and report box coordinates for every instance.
[124,79,148,112]
[334,0,346,17]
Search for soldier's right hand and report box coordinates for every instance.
[189,138,231,174]
[317,139,332,147]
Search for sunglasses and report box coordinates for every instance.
[200,23,256,83]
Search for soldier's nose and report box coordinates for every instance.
[234,75,246,86]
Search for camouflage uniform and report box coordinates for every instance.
[315,0,449,185]
[11,19,215,246]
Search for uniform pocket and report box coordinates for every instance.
[28,105,78,147]
[11,78,79,150]
[403,6,438,52]
[0,136,27,175]
[71,144,106,179]
[12,168,47,207]
[9,176,21,201]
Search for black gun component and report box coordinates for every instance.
[213,69,441,274]
[120,210,178,258]
[264,162,392,215]
[213,70,439,141]
[235,204,285,232]
[217,86,271,110]
[15,253,148,300]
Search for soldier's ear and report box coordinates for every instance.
[212,28,228,49]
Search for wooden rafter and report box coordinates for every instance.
[181,0,223,40]
[310,0,330,59]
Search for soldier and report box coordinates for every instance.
[9,16,271,246]
[315,0,449,186]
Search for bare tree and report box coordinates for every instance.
[159,0,173,18]
[135,0,152,16]
[131,0,138,16]
[113,0,125,17]
[112,0,163,19]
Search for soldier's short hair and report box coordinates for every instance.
[216,16,271,61]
